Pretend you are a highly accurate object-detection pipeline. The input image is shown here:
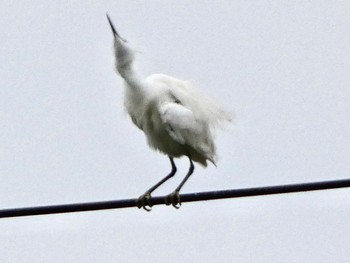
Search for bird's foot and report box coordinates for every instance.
[165,191,181,209]
[136,192,153,211]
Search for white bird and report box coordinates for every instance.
[107,14,231,211]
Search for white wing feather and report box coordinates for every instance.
[138,74,232,165]
[146,74,232,129]
[159,102,202,145]
[159,101,215,163]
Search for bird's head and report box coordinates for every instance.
[106,14,136,74]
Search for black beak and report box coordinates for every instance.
[106,13,121,39]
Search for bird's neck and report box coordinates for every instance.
[118,65,142,90]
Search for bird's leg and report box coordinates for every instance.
[165,158,194,209]
[136,157,177,211]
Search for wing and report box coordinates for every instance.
[159,101,214,158]
[145,73,230,165]
[146,74,232,129]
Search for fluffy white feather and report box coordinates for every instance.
[107,14,231,209]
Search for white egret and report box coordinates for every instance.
[106,14,231,211]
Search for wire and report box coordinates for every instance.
[1,178,350,218]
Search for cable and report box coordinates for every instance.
[1,178,349,218]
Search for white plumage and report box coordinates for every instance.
[107,14,231,210]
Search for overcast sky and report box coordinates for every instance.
[1,1,350,262]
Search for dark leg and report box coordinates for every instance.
[165,158,194,209]
[137,156,177,211]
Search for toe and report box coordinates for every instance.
[164,191,181,209]
[136,193,153,211]
[164,194,173,206]
[172,192,181,208]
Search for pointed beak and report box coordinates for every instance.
[106,13,125,41]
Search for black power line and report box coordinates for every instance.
[1,178,350,218]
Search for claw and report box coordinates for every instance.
[165,191,181,209]
[136,192,153,211]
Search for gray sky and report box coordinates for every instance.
[1,1,350,262]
